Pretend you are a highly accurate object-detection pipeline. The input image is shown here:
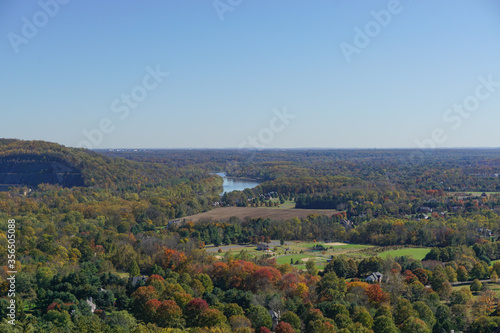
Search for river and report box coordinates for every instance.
[215,172,261,194]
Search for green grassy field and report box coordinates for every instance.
[298,242,329,248]
[210,241,378,269]
[449,191,500,197]
[116,272,130,279]
[467,192,500,195]
[451,282,500,300]
[267,199,296,209]
[275,253,328,270]
[331,244,374,250]
[378,247,431,260]
[295,242,370,248]
[209,240,381,270]
[276,254,316,265]
[278,200,297,209]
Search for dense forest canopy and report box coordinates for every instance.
[2,141,500,332]
[102,148,500,191]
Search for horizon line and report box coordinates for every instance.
[92,146,500,151]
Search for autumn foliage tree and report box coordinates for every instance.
[144,299,161,323]
[373,315,398,333]
[198,308,228,328]
[156,300,184,328]
[280,312,301,332]
[366,284,390,304]
[316,272,346,302]
[249,267,282,292]
[185,298,209,326]
[401,316,430,333]
[471,290,498,317]
[275,321,295,333]
[131,286,159,319]
[157,248,187,271]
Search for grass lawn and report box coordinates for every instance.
[276,254,315,265]
[296,242,373,250]
[466,192,500,196]
[116,271,130,279]
[278,200,297,209]
[297,242,328,248]
[209,240,380,266]
[267,198,296,209]
[448,191,500,197]
[332,244,374,250]
[275,253,327,271]
[451,282,500,300]
[292,264,326,270]
[378,247,431,260]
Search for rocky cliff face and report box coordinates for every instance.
[0,154,84,188]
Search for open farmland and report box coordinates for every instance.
[182,206,339,222]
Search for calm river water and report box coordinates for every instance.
[215,172,261,194]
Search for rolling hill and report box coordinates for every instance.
[0,139,220,192]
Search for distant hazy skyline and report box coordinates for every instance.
[1,1,499,149]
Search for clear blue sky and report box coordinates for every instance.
[1,0,499,149]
